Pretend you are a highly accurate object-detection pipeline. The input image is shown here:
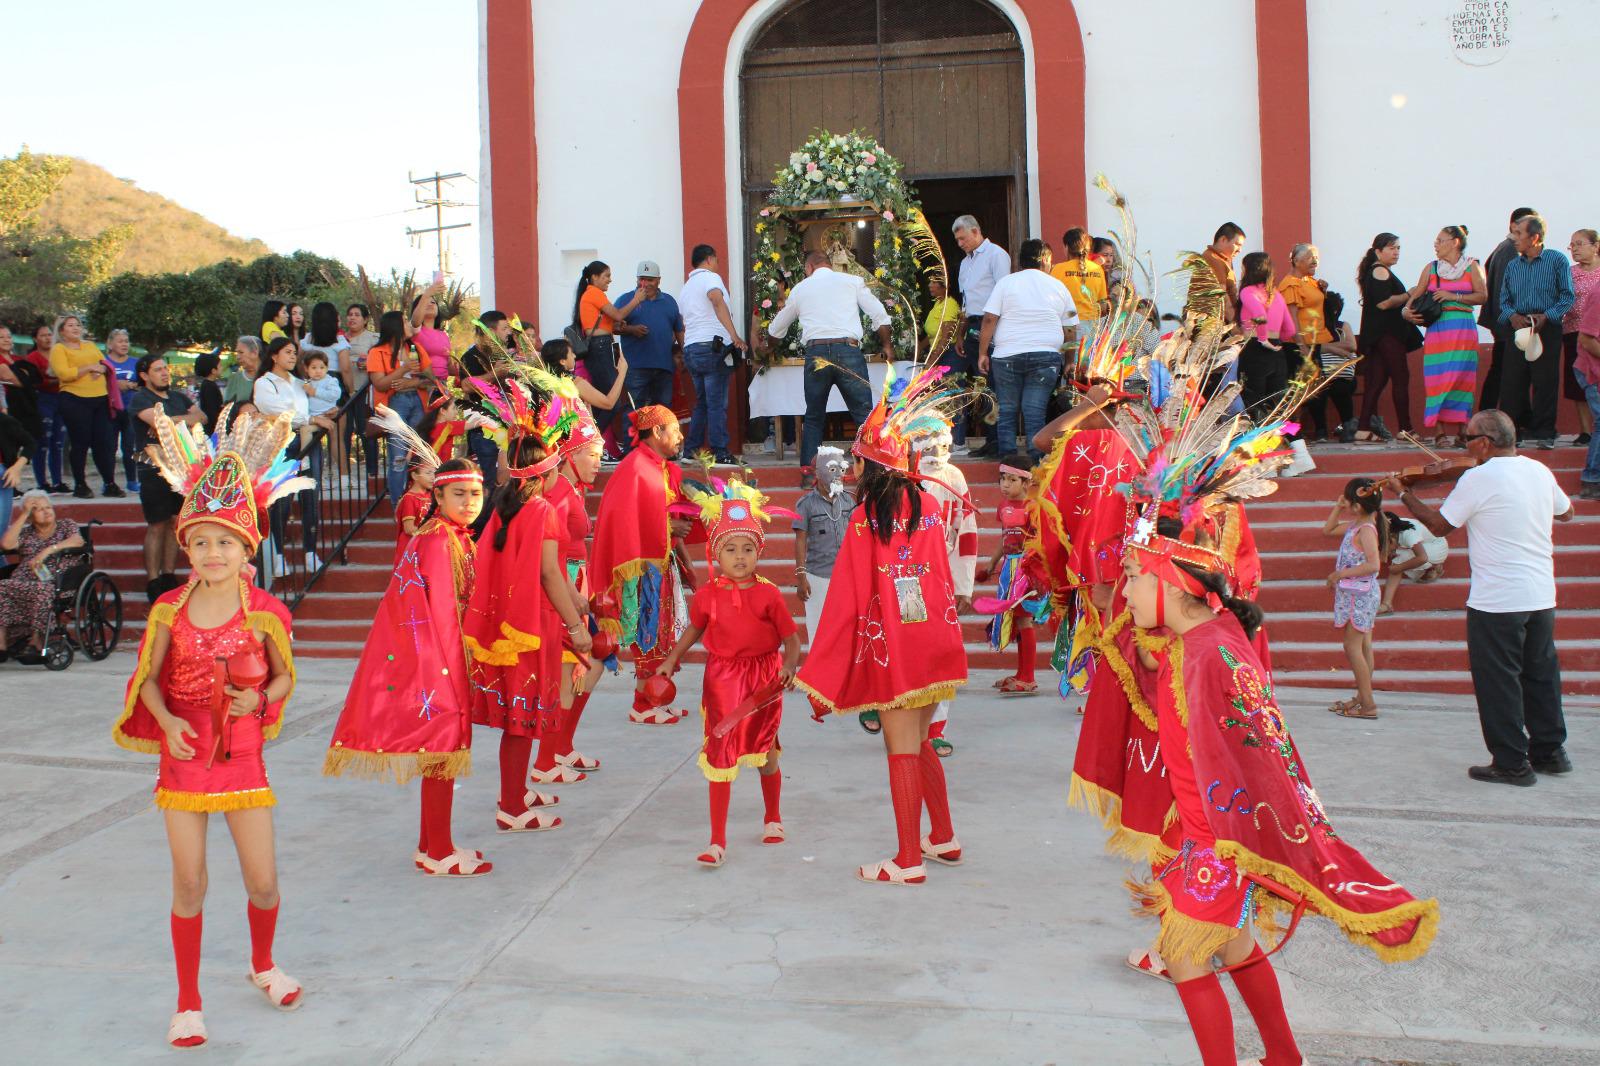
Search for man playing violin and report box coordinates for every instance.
[1386,409,1574,787]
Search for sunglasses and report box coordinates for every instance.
[1459,432,1490,443]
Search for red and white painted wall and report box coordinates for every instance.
[479,0,1596,336]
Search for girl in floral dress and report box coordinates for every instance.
[1324,478,1386,720]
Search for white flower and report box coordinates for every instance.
[789,152,806,168]
[855,165,867,174]
[807,170,823,182]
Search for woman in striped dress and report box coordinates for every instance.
[1402,226,1485,446]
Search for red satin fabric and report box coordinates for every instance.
[693,580,792,779]
[1035,427,1136,591]
[590,446,681,623]
[466,499,562,737]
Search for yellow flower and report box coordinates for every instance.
[754,222,766,233]
[770,251,782,262]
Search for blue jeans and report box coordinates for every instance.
[32,391,65,488]
[801,342,874,468]
[0,485,11,532]
[991,351,1063,460]
[683,344,730,453]
[467,427,499,490]
[1577,365,1600,484]
[384,389,426,503]
[937,344,978,446]
[622,366,677,456]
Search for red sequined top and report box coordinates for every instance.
[165,605,263,709]
[549,474,591,564]
[998,501,1031,554]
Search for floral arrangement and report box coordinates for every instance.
[750,131,925,367]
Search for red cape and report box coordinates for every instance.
[464,498,562,735]
[1032,426,1137,595]
[589,446,682,621]
[114,579,295,754]
[324,518,477,783]
[794,491,967,714]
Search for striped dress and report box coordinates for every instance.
[1421,259,1479,427]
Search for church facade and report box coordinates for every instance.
[478,0,1593,337]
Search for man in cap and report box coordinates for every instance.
[614,261,685,457]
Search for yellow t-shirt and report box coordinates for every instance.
[1276,274,1333,344]
[262,321,287,343]
[49,342,108,398]
[923,296,962,347]
[1050,257,1108,320]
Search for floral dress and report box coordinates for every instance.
[1332,522,1379,632]
[0,518,79,636]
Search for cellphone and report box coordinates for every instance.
[432,271,444,286]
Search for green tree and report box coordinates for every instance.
[0,147,130,327]
[87,271,237,354]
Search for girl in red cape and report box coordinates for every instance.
[465,429,591,827]
[659,480,801,867]
[112,406,309,1048]
[793,363,969,885]
[323,456,491,877]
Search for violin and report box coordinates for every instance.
[1357,457,1477,497]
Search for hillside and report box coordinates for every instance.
[31,157,270,275]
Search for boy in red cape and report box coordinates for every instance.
[113,406,308,1048]
[589,404,698,724]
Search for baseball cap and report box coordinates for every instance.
[636,260,662,279]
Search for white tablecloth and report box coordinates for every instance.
[747,360,914,418]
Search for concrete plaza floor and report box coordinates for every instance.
[1,653,1596,1065]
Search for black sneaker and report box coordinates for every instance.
[49,483,70,495]
[1370,415,1395,441]
[1581,483,1600,501]
[1531,748,1573,774]
[1576,433,1592,446]
[102,483,126,498]
[72,484,94,499]
[1467,763,1536,787]
[713,452,739,465]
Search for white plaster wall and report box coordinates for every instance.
[1076,0,1262,316]
[477,0,497,309]
[1308,0,1600,333]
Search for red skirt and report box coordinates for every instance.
[156,698,274,812]
[698,651,782,782]
[470,603,562,738]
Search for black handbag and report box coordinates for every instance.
[1411,264,1444,326]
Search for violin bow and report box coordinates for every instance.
[1398,431,1445,462]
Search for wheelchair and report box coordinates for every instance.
[0,519,124,671]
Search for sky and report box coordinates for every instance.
[2,0,482,286]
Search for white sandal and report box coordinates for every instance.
[856,858,926,885]
[421,849,493,876]
[167,1009,207,1048]
[1126,946,1172,983]
[496,807,562,832]
[524,789,559,808]
[250,965,304,1010]
[529,764,587,785]
[556,750,600,772]
[414,848,481,871]
[697,844,726,867]
[761,821,785,844]
[628,706,681,725]
[920,834,963,866]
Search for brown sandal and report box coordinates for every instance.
[1327,696,1360,714]
[1336,704,1379,719]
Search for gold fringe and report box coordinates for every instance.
[790,677,965,717]
[247,608,296,741]
[154,786,276,813]
[1095,610,1163,733]
[597,618,623,639]
[1161,636,1193,731]
[322,746,472,785]
[1068,775,1178,866]
[1128,876,1249,967]
[696,750,772,783]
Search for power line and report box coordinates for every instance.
[406,171,472,275]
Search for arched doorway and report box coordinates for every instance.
[738,0,1028,291]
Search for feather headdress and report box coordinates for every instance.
[144,405,315,550]
[850,361,964,475]
[681,477,796,561]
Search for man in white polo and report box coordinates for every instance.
[766,251,891,481]
[977,238,1077,460]
[1388,408,1574,786]
[953,214,1011,457]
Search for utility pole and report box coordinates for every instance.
[406,171,471,275]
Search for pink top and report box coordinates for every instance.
[413,327,452,380]
[1239,285,1297,343]
[1565,263,1600,334]
[1577,295,1600,384]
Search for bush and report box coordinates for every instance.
[87,271,237,354]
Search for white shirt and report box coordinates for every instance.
[1437,455,1571,612]
[1392,520,1448,565]
[253,373,310,427]
[983,269,1078,360]
[767,266,891,344]
[958,238,1011,317]
[679,268,732,346]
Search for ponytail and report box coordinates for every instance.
[1343,477,1390,561]
[1357,232,1399,289]
[1176,560,1264,638]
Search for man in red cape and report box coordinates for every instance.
[590,405,698,723]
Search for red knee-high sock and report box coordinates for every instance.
[499,733,533,814]
[707,780,731,848]
[171,911,203,1014]
[418,792,429,854]
[533,710,565,772]
[1175,973,1237,1066]
[558,691,591,757]
[886,753,924,868]
[421,775,456,861]
[918,740,954,845]
[760,769,782,823]
[1016,626,1037,682]
[1229,947,1302,1066]
[246,902,277,974]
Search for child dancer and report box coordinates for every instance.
[916,427,977,755]
[323,449,491,876]
[794,364,969,885]
[659,481,801,867]
[1323,478,1386,719]
[393,455,433,563]
[978,453,1045,695]
[113,407,311,1047]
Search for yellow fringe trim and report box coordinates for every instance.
[697,750,772,783]
[154,786,276,813]
[1161,636,1193,732]
[1093,610,1164,734]
[322,746,472,785]
[1128,876,1254,967]
[113,601,296,752]
[790,677,965,717]
[1067,774,1179,866]
[466,619,542,666]
[597,617,623,639]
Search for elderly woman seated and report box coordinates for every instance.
[0,490,84,658]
